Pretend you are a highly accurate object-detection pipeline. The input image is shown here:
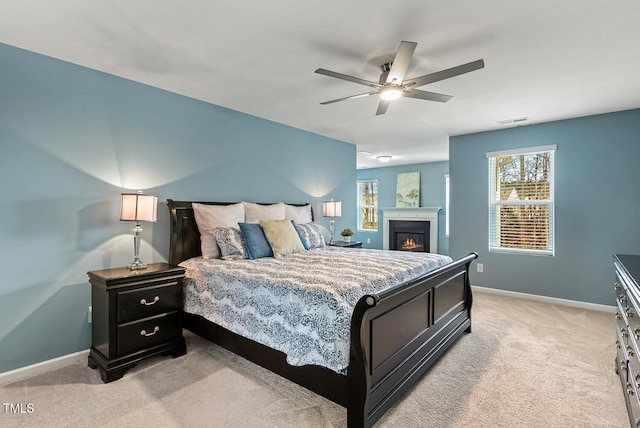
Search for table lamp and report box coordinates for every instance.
[322,199,342,245]
[120,192,158,270]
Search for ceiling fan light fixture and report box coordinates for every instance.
[380,86,402,101]
[377,155,392,163]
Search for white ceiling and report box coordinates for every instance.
[2,1,640,169]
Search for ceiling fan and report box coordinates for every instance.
[315,41,484,115]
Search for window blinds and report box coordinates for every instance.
[358,179,378,231]
[487,145,556,256]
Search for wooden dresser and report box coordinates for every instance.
[87,263,187,382]
[615,254,640,427]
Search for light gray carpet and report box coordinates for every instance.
[0,290,629,427]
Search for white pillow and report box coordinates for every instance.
[284,204,312,224]
[192,203,245,259]
[244,202,285,223]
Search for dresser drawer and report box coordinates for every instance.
[626,358,640,427]
[618,332,629,383]
[618,297,630,336]
[117,282,180,323]
[117,312,180,356]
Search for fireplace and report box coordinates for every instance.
[381,207,440,253]
[389,220,430,252]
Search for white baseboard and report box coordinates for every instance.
[0,349,89,385]
[472,285,616,313]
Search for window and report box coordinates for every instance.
[357,179,378,231]
[487,145,556,256]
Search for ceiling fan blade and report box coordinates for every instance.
[315,68,381,88]
[403,59,485,88]
[320,91,378,105]
[403,89,453,103]
[376,99,391,115]
[386,41,417,84]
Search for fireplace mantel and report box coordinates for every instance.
[381,207,441,252]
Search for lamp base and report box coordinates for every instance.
[127,261,147,270]
[329,217,336,245]
[128,225,147,270]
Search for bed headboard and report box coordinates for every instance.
[166,199,313,266]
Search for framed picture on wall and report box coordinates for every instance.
[396,172,420,207]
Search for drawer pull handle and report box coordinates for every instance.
[140,296,160,306]
[140,326,160,337]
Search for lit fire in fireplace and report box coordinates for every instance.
[402,237,424,251]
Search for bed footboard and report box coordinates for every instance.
[347,252,478,428]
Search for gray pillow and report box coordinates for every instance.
[296,223,326,249]
[213,227,248,260]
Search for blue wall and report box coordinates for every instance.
[450,109,640,305]
[356,161,449,255]
[0,43,356,373]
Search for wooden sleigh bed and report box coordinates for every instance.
[167,199,477,427]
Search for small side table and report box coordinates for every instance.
[329,240,363,248]
[87,263,187,383]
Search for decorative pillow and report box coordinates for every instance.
[213,227,248,260]
[291,222,309,250]
[284,204,312,224]
[316,224,331,245]
[296,223,326,249]
[238,223,274,259]
[259,219,306,258]
[244,202,286,224]
[192,203,245,259]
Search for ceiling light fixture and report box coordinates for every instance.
[380,86,402,101]
[377,155,392,163]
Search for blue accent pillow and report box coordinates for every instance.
[292,221,309,250]
[239,223,274,259]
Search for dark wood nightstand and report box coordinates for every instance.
[329,240,363,248]
[87,263,187,383]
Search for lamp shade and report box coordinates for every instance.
[322,200,342,218]
[120,193,158,222]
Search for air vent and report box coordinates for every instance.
[497,117,529,125]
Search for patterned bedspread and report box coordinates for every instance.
[180,247,452,373]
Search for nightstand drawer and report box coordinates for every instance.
[117,312,180,356]
[117,282,180,323]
